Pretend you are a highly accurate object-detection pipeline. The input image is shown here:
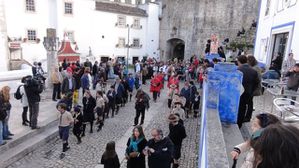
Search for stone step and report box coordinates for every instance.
[0,120,59,168]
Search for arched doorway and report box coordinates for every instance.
[166,38,185,60]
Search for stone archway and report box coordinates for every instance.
[166,38,185,61]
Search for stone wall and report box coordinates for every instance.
[159,0,259,60]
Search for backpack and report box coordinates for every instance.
[14,85,23,100]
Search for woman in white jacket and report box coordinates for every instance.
[231,113,280,168]
[20,77,29,126]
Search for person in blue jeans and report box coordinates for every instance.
[0,120,5,145]
[1,86,13,140]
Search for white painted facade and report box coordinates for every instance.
[1,0,160,72]
[254,0,299,67]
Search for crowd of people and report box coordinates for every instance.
[1,50,299,168]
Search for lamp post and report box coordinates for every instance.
[43,28,59,89]
[126,24,131,73]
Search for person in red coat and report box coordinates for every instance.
[167,74,179,93]
[150,75,161,102]
[156,72,164,97]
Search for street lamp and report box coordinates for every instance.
[43,28,59,88]
[125,24,131,73]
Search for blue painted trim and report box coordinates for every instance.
[271,21,296,30]
[253,0,262,57]
[199,82,208,168]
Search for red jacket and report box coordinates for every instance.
[150,77,161,92]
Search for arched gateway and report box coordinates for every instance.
[166,38,185,61]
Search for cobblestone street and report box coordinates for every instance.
[6,84,199,168]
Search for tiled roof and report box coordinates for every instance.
[95,1,148,17]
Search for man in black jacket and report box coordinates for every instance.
[144,128,174,168]
[24,76,43,129]
[237,55,259,128]
[168,114,187,168]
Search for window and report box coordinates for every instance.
[26,0,35,12]
[27,30,37,41]
[65,31,75,42]
[117,16,126,27]
[132,38,140,48]
[65,2,73,15]
[118,38,126,48]
[265,0,271,16]
[136,0,142,5]
[125,0,132,4]
[133,18,141,29]
[114,0,121,2]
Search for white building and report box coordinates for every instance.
[254,0,299,68]
[0,0,160,72]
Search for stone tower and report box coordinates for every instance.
[159,0,259,60]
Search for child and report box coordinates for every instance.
[57,103,74,158]
[172,102,186,121]
[95,91,105,132]
[231,113,281,168]
[101,141,120,168]
[58,92,73,112]
[73,105,83,144]
[193,91,201,118]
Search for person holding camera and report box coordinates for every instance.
[125,126,147,168]
[143,128,174,168]
[24,76,43,129]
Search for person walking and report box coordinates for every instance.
[180,82,191,118]
[101,141,120,168]
[57,103,74,158]
[95,91,105,132]
[81,67,92,95]
[51,66,62,101]
[72,68,82,106]
[73,105,83,144]
[125,126,147,168]
[144,128,174,168]
[168,114,187,168]
[82,90,96,135]
[127,73,135,101]
[134,91,147,126]
[114,77,125,114]
[24,76,43,129]
[106,86,116,118]
[237,55,259,128]
[150,75,161,102]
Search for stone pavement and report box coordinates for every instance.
[5,83,200,168]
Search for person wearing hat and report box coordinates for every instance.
[168,114,187,168]
[73,105,83,144]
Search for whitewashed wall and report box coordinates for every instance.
[254,0,299,66]
[2,0,160,71]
